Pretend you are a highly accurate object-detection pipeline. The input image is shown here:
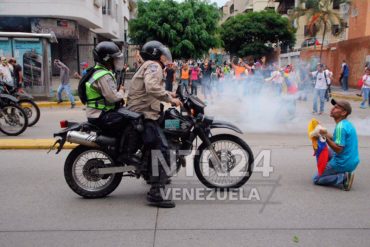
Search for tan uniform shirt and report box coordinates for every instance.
[127,61,172,120]
[86,73,124,118]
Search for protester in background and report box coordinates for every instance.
[202,61,212,103]
[266,63,284,95]
[8,58,22,88]
[324,65,334,87]
[189,64,201,95]
[54,59,75,108]
[297,62,310,101]
[74,62,90,80]
[223,64,230,77]
[340,60,349,91]
[311,64,330,115]
[360,67,370,109]
[164,62,176,92]
[0,57,14,88]
[180,63,190,89]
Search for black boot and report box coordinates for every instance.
[147,185,175,208]
[146,178,172,185]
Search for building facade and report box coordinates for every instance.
[277,0,370,88]
[220,0,278,23]
[274,0,347,50]
[0,0,135,74]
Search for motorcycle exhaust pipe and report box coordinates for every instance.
[66,131,99,147]
[66,131,117,147]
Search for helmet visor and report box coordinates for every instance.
[161,47,172,64]
[113,53,124,71]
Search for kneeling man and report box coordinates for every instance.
[313,99,360,191]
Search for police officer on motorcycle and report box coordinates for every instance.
[127,40,181,208]
[85,41,126,134]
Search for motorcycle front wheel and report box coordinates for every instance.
[64,146,122,198]
[18,99,40,127]
[194,134,254,189]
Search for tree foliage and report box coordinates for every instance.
[220,11,296,58]
[129,0,221,59]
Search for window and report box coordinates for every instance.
[230,4,234,14]
[305,0,318,9]
[333,0,340,9]
[102,0,112,15]
[115,2,118,20]
[332,24,340,35]
[304,25,309,36]
[304,25,318,36]
[277,0,294,14]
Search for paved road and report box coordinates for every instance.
[1,131,370,246]
[1,94,370,246]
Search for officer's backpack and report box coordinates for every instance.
[77,67,97,104]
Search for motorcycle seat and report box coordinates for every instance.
[117,107,143,120]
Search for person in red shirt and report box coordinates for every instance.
[190,64,201,95]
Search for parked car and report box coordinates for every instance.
[301,37,321,48]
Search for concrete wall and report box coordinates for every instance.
[348,0,370,39]
[300,36,370,88]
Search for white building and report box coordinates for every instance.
[220,0,278,23]
[0,0,135,73]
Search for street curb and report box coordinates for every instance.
[331,93,362,102]
[36,101,83,108]
[0,139,77,150]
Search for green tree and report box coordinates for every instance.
[290,0,350,61]
[129,0,220,59]
[220,11,296,58]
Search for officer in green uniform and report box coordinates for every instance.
[85,41,125,133]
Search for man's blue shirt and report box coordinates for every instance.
[330,119,359,172]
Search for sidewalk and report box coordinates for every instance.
[0,139,77,150]
[330,85,362,101]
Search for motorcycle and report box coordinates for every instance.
[0,81,40,126]
[0,93,28,136]
[51,85,254,198]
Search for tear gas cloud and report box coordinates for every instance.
[201,72,369,136]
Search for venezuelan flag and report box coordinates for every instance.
[315,138,329,176]
[308,119,329,176]
[283,72,298,94]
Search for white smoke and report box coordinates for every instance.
[200,76,368,136]
[350,118,370,137]
[202,75,311,134]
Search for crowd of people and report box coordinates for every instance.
[159,57,340,117]
[158,56,370,116]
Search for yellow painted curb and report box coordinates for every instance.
[0,139,77,150]
[331,93,362,102]
[36,101,83,108]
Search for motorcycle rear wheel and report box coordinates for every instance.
[0,104,28,136]
[64,146,122,198]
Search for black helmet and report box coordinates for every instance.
[93,41,122,65]
[140,41,172,63]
